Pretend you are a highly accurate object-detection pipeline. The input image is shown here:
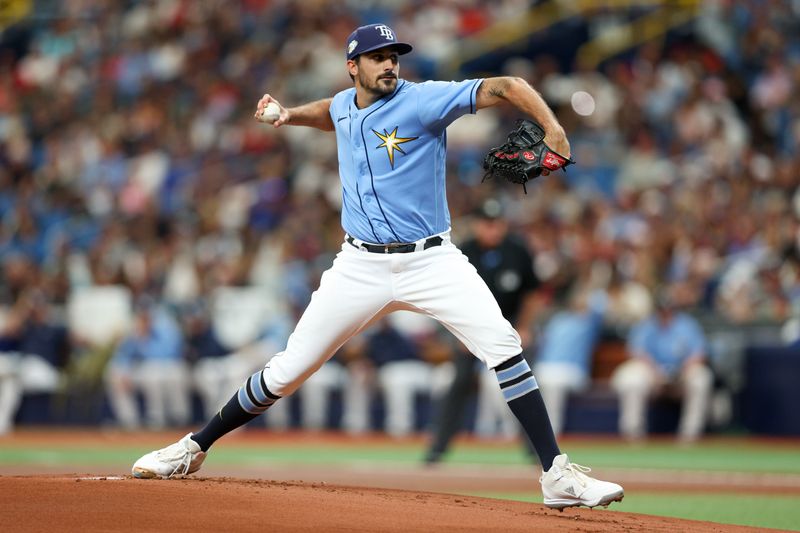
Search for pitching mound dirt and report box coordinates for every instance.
[1,475,766,532]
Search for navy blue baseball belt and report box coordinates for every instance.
[345,234,443,254]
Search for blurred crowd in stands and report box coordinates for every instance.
[0,0,798,436]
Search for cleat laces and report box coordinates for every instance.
[563,462,592,489]
[155,442,193,478]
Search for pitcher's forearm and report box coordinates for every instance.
[286,98,335,131]
[255,94,334,131]
[476,77,568,156]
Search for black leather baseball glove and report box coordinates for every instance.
[482,119,574,193]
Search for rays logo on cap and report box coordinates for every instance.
[375,25,394,40]
[345,23,413,60]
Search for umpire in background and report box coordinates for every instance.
[425,198,540,464]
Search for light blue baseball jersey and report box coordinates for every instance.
[329,78,483,244]
[535,293,607,374]
[628,313,707,376]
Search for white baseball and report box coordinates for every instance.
[260,101,281,122]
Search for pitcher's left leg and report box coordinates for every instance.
[399,244,623,509]
[397,245,558,467]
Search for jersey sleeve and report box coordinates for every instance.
[329,90,348,125]
[416,79,483,132]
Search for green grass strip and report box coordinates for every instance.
[1,439,799,474]
[464,490,800,532]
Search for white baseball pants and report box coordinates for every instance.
[263,238,522,397]
[533,361,590,435]
[105,360,191,429]
[611,358,713,440]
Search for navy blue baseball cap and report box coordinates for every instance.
[345,23,413,60]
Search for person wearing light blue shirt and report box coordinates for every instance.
[105,301,190,429]
[611,289,713,441]
[133,23,624,511]
[110,307,183,368]
[533,287,606,435]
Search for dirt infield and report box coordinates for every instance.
[3,430,798,531]
[0,475,767,532]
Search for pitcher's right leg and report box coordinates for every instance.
[263,248,396,397]
[198,247,393,447]
[133,246,395,477]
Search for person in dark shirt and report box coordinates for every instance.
[187,298,294,426]
[425,199,540,463]
[183,302,228,366]
[0,290,69,434]
[366,319,437,437]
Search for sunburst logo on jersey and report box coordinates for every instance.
[372,127,418,169]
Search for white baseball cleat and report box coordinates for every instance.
[540,453,624,511]
[132,433,206,479]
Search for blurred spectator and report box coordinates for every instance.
[783,315,800,348]
[426,199,540,463]
[611,287,714,442]
[297,310,451,433]
[533,285,606,436]
[603,270,653,334]
[297,355,354,432]
[184,294,293,428]
[303,319,438,437]
[0,290,69,434]
[104,298,189,429]
[365,320,437,437]
[182,301,230,419]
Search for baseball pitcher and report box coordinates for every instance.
[132,23,623,511]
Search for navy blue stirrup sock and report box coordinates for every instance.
[493,354,561,471]
[191,369,280,452]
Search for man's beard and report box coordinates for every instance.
[360,71,397,96]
